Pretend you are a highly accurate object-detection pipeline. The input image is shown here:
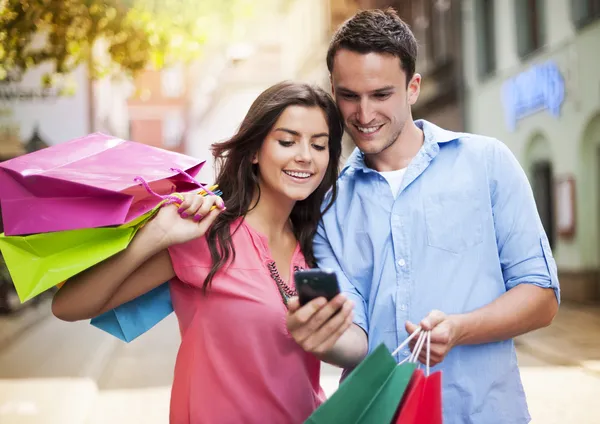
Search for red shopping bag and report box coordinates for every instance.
[419,370,442,424]
[394,369,426,423]
[0,133,205,235]
[393,330,443,424]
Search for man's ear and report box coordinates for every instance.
[329,74,335,97]
[407,73,421,106]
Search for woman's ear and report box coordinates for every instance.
[252,152,258,164]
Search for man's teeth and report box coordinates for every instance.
[284,171,311,178]
[357,125,381,134]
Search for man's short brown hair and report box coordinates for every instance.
[327,8,418,85]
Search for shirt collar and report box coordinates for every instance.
[343,119,462,174]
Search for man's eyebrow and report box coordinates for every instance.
[274,128,329,139]
[336,85,395,95]
[372,86,395,93]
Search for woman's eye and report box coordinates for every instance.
[312,144,327,151]
[278,140,295,147]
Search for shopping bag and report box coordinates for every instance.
[394,369,426,423]
[0,132,205,236]
[394,331,443,424]
[0,202,164,302]
[305,330,422,424]
[90,282,173,342]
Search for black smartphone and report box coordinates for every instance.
[294,268,341,306]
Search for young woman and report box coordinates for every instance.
[51,81,351,423]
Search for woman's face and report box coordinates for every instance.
[253,105,331,203]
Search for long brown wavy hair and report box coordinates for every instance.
[201,81,343,292]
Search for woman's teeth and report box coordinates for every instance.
[284,171,311,178]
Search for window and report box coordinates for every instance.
[161,66,184,98]
[515,0,546,58]
[432,0,452,64]
[382,0,456,73]
[412,0,433,73]
[531,160,555,248]
[571,0,600,29]
[475,0,496,78]
[162,112,185,148]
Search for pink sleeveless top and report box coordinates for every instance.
[167,218,325,423]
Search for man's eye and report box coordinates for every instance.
[341,93,358,100]
[278,140,294,147]
[374,93,391,100]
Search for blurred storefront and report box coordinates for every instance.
[462,0,600,303]
[0,61,131,313]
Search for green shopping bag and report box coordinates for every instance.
[0,199,169,303]
[306,343,416,424]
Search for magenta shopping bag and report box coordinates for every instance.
[0,133,205,235]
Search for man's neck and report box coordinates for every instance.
[366,119,424,172]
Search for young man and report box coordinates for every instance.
[286,8,560,424]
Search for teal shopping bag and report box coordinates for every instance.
[90,282,173,342]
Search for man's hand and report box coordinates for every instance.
[286,294,354,357]
[405,310,462,366]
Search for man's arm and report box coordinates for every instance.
[407,285,557,365]
[407,139,560,365]
[454,284,557,344]
[286,219,369,369]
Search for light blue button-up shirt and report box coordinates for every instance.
[314,120,560,424]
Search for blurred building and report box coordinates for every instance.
[126,65,192,154]
[462,0,600,303]
[0,63,131,154]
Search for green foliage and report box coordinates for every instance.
[0,0,259,84]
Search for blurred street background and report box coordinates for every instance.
[1,0,600,422]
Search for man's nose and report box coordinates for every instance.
[357,99,374,124]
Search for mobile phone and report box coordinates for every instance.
[294,268,341,306]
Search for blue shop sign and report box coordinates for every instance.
[501,61,565,132]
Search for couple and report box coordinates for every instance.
[52,9,560,424]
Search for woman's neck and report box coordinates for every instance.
[244,184,295,242]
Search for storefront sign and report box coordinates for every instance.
[502,61,565,132]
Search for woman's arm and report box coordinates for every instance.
[51,226,174,322]
[52,192,225,322]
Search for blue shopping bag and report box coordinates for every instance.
[90,282,173,342]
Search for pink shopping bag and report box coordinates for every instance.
[0,133,205,235]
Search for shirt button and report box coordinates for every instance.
[403,349,410,356]
[400,304,407,311]
[397,258,406,267]
[392,215,400,221]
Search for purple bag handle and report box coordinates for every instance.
[133,167,215,205]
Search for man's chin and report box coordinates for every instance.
[353,139,385,155]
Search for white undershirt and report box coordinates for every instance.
[379,168,408,198]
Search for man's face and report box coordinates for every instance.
[330,50,420,156]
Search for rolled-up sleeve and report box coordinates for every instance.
[314,219,369,333]
[489,141,560,303]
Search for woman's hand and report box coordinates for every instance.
[142,192,226,248]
